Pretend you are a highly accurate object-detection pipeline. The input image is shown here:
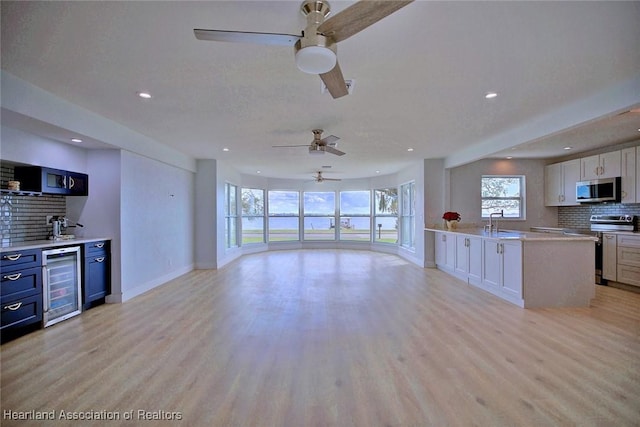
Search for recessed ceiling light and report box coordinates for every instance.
[506,156,513,160]
[70,138,83,143]
[376,170,380,174]
[137,91,152,99]
[222,147,229,152]
[407,148,414,152]
[256,170,261,174]
[485,92,498,99]
[564,146,573,150]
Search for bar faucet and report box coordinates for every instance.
[485,210,504,233]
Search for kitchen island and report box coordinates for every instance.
[425,227,597,308]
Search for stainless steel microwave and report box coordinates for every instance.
[576,177,621,203]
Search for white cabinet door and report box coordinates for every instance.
[621,147,636,203]
[545,160,580,206]
[468,236,482,286]
[581,155,601,180]
[481,239,501,292]
[602,233,617,281]
[454,235,468,278]
[435,232,455,273]
[581,151,621,180]
[562,159,580,205]
[501,241,523,299]
[544,163,562,206]
[599,150,621,178]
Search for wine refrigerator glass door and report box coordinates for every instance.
[42,246,82,327]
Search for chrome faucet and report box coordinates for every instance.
[485,210,504,233]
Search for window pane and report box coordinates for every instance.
[304,192,335,215]
[242,216,264,244]
[481,177,521,197]
[374,188,398,215]
[482,199,521,218]
[304,217,335,240]
[229,184,237,215]
[340,191,370,215]
[374,216,398,243]
[242,188,264,215]
[339,217,371,241]
[268,191,299,215]
[268,217,299,241]
[228,217,237,247]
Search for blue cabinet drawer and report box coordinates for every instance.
[1,249,41,273]
[1,294,42,331]
[1,266,42,302]
[85,241,108,256]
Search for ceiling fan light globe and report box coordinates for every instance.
[295,46,336,74]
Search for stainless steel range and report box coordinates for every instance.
[590,215,636,284]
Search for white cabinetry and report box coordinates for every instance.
[602,233,617,281]
[616,234,640,288]
[481,239,523,303]
[620,147,636,203]
[544,159,580,206]
[580,151,621,180]
[454,235,481,286]
[435,232,455,273]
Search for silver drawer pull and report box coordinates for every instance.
[95,257,105,263]
[3,273,22,281]
[4,302,22,311]
[95,243,105,248]
[3,253,21,261]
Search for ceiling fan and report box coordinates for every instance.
[194,0,414,99]
[312,171,342,183]
[273,129,345,156]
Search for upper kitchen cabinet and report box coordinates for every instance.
[545,159,580,206]
[580,151,621,180]
[14,166,88,196]
[620,147,636,204]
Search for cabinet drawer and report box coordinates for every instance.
[616,264,640,287]
[85,241,108,256]
[1,266,42,302]
[1,294,42,331]
[616,234,640,248]
[617,246,640,267]
[1,249,41,272]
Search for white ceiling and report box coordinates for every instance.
[1,1,639,179]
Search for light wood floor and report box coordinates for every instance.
[2,249,639,426]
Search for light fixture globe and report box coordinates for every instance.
[295,46,336,74]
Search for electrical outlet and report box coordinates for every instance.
[46,215,53,224]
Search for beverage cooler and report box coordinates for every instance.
[42,246,82,327]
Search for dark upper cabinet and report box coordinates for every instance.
[14,166,88,196]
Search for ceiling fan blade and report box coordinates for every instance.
[319,63,349,99]
[324,146,346,156]
[272,144,312,148]
[321,135,340,146]
[323,178,342,181]
[318,0,414,43]
[194,29,301,46]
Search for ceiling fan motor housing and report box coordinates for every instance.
[295,0,337,74]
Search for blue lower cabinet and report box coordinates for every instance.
[83,241,110,310]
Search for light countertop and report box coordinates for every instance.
[425,227,598,242]
[1,237,111,252]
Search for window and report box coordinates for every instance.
[303,191,336,240]
[481,175,525,219]
[225,183,238,248]
[241,188,265,245]
[400,182,415,249]
[339,190,371,241]
[374,188,398,244]
[268,190,300,242]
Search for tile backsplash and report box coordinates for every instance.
[558,203,640,230]
[1,164,66,245]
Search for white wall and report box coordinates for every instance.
[120,150,195,300]
[449,158,557,230]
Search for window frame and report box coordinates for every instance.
[481,175,526,220]
[399,181,415,250]
[267,190,300,242]
[339,190,372,242]
[225,182,238,249]
[241,187,266,245]
[373,187,398,244]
